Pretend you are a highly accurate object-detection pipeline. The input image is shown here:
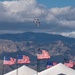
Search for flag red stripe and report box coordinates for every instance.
[37,50,50,59]
[4,57,16,65]
[18,55,30,64]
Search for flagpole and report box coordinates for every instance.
[16,55,18,75]
[16,63,18,75]
[2,57,4,75]
[37,58,38,75]
[37,59,40,72]
[2,65,4,75]
[36,56,39,75]
[37,48,41,72]
[36,50,38,75]
[2,56,5,75]
[36,48,41,75]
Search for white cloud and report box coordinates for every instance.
[0,0,75,38]
[0,0,46,22]
[0,30,25,34]
[59,20,75,27]
[44,31,75,38]
[46,7,75,26]
[0,0,75,25]
[59,32,75,38]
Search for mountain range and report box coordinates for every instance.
[0,32,75,74]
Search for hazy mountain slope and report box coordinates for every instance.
[0,32,75,44]
[0,32,75,74]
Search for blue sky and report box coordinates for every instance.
[37,0,75,8]
[0,0,75,8]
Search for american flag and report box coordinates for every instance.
[17,55,30,64]
[37,50,50,59]
[53,62,58,66]
[3,56,16,65]
[64,60,74,68]
[46,61,53,69]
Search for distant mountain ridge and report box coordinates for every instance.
[0,32,75,74]
[0,32,75,44]
[0,32,75,58]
